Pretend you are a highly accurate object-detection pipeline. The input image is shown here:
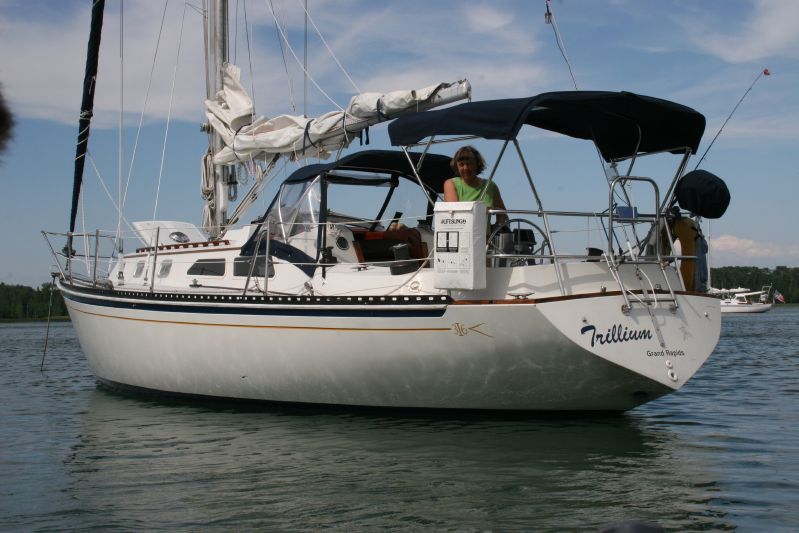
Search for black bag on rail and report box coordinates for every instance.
[675,169,730,219]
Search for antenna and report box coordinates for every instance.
[694,68,771,170]
[544,0,579,90]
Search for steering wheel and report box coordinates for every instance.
[370,211,403,232]
[488,218,552,265]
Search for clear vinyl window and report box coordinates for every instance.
[187,258,225,276]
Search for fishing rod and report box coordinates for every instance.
[694,68,770,170]
[695,68,769,291]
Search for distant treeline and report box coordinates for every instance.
[0,267,795,319]
[0,283,67,320]
[711,266,796,303]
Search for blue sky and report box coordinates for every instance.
[1,0,798,287]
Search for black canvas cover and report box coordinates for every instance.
[675,169,730,219]
[283,150,454,193]
[388,91,706,162]
[388,97,537,145]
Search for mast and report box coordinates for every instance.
[206,0,232,239]
[67,0,105,258]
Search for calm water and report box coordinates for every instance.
[1,309,798,532]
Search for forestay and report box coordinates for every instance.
[206,64,471,164]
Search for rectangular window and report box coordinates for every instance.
[187,258,225,276]
[133,261,145,278]
[233,256,274,278]
[158,259,173,278]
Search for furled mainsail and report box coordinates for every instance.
[205,63,471,164]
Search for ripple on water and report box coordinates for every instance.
[1,311,798,531]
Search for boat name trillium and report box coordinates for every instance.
[580,324,653,347]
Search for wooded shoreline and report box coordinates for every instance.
[1,265,796,320]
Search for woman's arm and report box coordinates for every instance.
[443,178,459,202]
[492,183,509,224]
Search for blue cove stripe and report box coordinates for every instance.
[62,290,448,318]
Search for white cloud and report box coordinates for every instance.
[0,2,548,128]
[668,67,799,144]
[1,0,795,149]
[306,2,542,94]
[465,5,514,33]
[0,2,210,127]
[710,234,799,266]
[688,0,799,63]
[707,113,799,142]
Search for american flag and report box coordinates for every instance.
[774,290,785,303]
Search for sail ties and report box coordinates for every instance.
[200,150,215,234]
[301,119,318,155]
[201,150,215,200]
[375,98,391,122]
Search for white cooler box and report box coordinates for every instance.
[433,201,486,290]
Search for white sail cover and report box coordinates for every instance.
[206,64,471,164]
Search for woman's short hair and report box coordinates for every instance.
[450,145,486,175]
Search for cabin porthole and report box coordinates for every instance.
[169,231,191,243]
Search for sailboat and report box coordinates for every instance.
[717,286,774,314]
[44,1,727,411]
[706,227,774,314]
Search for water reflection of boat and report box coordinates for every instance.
[62,390,731,531]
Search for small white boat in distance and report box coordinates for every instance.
[718,286,773,314]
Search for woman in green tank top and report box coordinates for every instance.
[443,146,508,226]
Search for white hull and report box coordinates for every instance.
[62,280,720,411]
[719,287,774,314]
[49,70,726,412]
[720,302,772,314]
